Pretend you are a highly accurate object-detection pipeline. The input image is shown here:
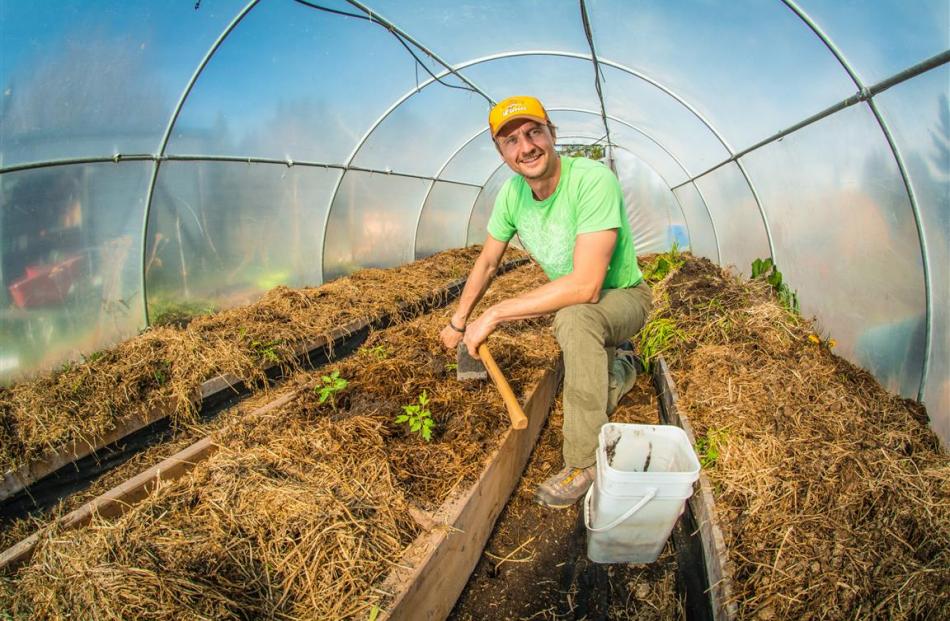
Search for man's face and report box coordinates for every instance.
[494,119,558,182]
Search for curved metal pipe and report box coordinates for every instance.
[318,5,494,282]
[411,127,488,259]
[139,0,260,325]
[465,161,508,246]
[782,0,934,402]
[548,108,722,263]
[422,50,767,260]
[461,131,716,263]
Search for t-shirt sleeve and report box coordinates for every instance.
[574,163,625,235]
[486,178,517,242]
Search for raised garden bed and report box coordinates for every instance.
[0,248,527,507]
[647,254,949,619]
[1,263,562,618]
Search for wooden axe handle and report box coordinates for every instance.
[477,343,528,430]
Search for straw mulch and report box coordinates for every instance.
[2,263,560,620]
[0,246,516,475]
[650,256,949,620]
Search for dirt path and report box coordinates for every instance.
[452,373,683,620]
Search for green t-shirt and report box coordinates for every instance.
[487,156,642,289]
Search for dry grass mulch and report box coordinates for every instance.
[1,263,560,620]
[0,246,518,475]
[649,256,949,620]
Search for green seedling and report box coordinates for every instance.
[240,328,282,364]
[643,242,685,283]
[751,258,800,315]
[151,299,217,327]
[696,429,727,468]
[251,339,281,364]
[638,318,684,372]
[315,371,348,409]
[83,350,105,364]
[360,345,389,360]
[396,390,434,442]
[445,362,457,372]
[152,360,172,386]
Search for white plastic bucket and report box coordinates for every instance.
[585,423,701,564]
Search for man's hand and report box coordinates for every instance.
[462,309,497,358]
[437,236,508,352]
[439,322,465,350]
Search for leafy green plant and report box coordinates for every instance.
[643,242,685,283]
[751,258,800,315]
[152,360,172,386]
[696,429,727,468]
[638,318,684,372]
[315,371,348,409]
[151,299,217,327]
[396,390,434,442]
[558,143,605,160]
[252,339,281,364]
[83,350,105,364]
[238,327,282,364]
[360,344,389,360]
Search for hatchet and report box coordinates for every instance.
[457,342,528,430]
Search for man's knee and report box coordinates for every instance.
[553,303,602,346]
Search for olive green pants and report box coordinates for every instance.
[554,281,653,468]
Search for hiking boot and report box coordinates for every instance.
[535,465,596,508]
[608,341,643,414]
[617,340,645,374]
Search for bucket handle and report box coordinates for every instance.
[584,486,658,533]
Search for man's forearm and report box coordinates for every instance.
[451,256,498,326]
[479,273,599,327]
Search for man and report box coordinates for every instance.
[440,95,652,508]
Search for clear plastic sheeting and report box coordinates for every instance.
[875,65,949,434]
[672,182,720,263]
[323,171,430,281]
[588,0,856,153]
[351,85,488,179]
[0,1,947,445]
[797,0,950,85]
[364,0,592,66]
[415,182,481,259]
[166,0,421,164]
[612,149,688,255]
[607,120,691,188]
[461,55,602,118]
[0,0,244,167]
[742,103,927,400]
[599,66,731,176]
[467,164,510,246]
[439,131,504,186]
[0,162,150,383]
[146,161,341,319]
[693,163,770,274]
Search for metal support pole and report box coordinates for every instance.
[139,0,260,326]
[781,0,937,403]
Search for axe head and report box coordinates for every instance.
[456,342,487,381]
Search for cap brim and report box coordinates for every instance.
[491,113,548,137]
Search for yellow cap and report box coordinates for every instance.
[489,96,550,137]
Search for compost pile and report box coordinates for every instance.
[650,256,949,619]
[0,246,509,475]
[1,263,560,620]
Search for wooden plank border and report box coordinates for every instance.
[654,355,737,621]
[0,390,296,571]
[379,361,562,621]
[0,258,529,503]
